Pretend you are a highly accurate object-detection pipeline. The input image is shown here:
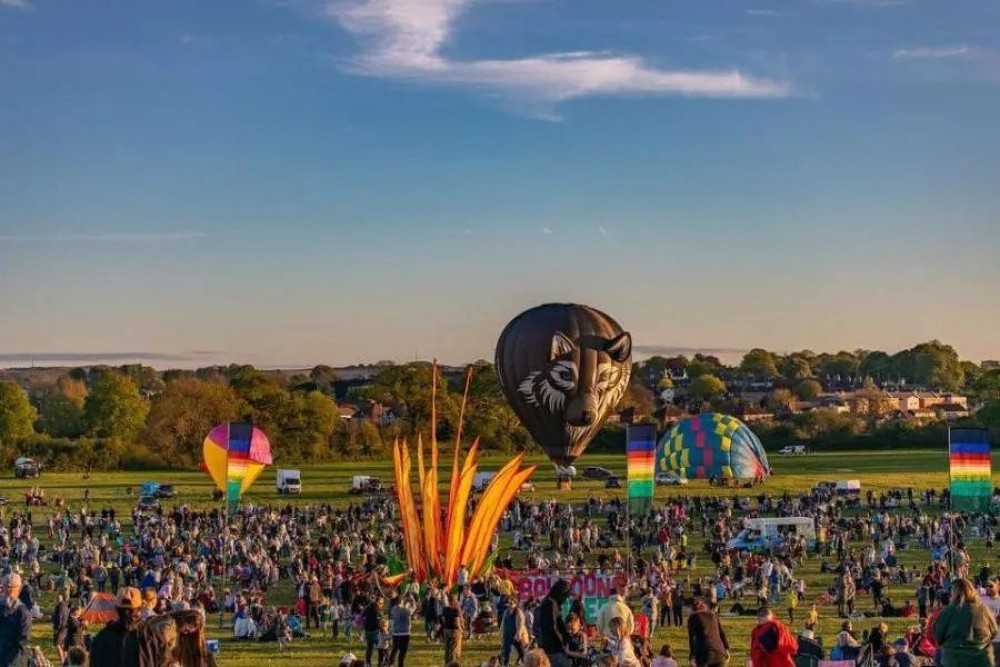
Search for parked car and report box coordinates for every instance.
[778,445,807,456]
[14,457,41,479]
[655,472,688,486]
[582,466,614,480]
[155,484,177,499]
[604,476,622,489]
[0,497,7,507]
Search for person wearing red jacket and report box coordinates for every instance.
[749,607,798,667]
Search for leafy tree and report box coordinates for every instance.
[853,377,895,424]
[779,356,814,381]
[688,375,726,404]
[83,374,148,442]
[118,364,164,394]
[33,394,85,438]
[960,361,983,388]
[793,379,823,401]
[279,391,340,461]
[766,388,795,411]
[0,381,36,443]
[309,364,339,392]
[973,370,1000,402]
[740,348,779,378]
[818,351,861,380]
[142,378,243,465]
[859,351,893,381]
[910,341,964,391]
[32,375,88,438]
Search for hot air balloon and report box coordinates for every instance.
[656,413,770,481]
[496,303,632,488]
[202,422,272,515]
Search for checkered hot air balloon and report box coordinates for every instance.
[657,413,770,480]
[202,422,272,515]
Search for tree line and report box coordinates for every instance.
[0,339,997,471]
[0,362,532,471]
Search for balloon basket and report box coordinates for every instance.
[557,479,572,491]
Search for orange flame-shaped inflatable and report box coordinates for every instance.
[392,363,536,586]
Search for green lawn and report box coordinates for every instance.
[0,448,986,666]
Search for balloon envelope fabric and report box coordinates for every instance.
[203,422,272,510]
[657,413,770,480]
[949,427,991,512]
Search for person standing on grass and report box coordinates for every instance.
[387,593,415,667]
[933,578,998,667]
[442,594,464,664]
[0,572,31,667]
[749,607,797,667]
[538,580,572,667]
[89,587,143,667]
[363,595,385,667]
[461,586,479,639]
[53,592,70,664]
[687,597,729,667]
[500,596,529,667]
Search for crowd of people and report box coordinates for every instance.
[0,482,999,666]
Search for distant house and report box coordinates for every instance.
[888,392,922,413]
[337,405,356,422]
[934,403,970,420]
[982,360,1000,371]
[349,400,398,428]
[738,405,774,423]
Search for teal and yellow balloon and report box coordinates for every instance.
[657,413,770,480]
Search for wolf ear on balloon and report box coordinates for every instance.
[605,332,632,363]
[550,331,576,361]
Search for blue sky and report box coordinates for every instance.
[1,0,998,368]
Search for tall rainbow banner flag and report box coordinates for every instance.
[949,427,992,512]
[627,423,657,517]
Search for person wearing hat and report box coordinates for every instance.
[89,587,143,667]
[0,572,32,667]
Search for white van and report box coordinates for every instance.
[277,469,302,494]
[473,471,535,493]
[726,517,816,553]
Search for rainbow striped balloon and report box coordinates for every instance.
[949,428,991,512]
[627,423,657,516]
[203,422,273,514]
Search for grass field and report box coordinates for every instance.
[0,448,987,667]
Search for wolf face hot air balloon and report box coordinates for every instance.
[496,304,632,481]
[202,422,272,514]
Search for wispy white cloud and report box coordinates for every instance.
[319,0,790,118]
[540,227,554,235]
[746,9,784,17]
[0,231,207,243]
[0,0,28,9]
[598,226,608,237]
[893,46,974,60]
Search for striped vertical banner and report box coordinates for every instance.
[627,423,657,517]
[949,427,992,512]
